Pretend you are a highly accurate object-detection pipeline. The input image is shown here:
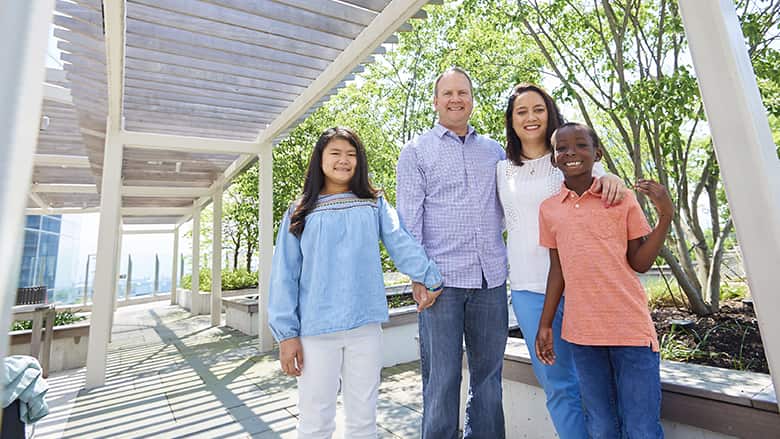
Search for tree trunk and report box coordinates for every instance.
[659,247,711,315]
[706,219,734,312]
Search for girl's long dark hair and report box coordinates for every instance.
[504,83,565,166]
[289,127,377,237]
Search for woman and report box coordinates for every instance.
[496,83,624,438]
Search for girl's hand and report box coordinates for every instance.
[280,337,304,376]
[594,174,627,207]
[635,180,673,220]
[535,327,556,365]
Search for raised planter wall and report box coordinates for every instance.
[180,288,255,315]
[460,338,779,438]
[8,322,90,373]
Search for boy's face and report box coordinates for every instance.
[552,126,602,178]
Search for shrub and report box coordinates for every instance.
[182,268,258,292]
[11,311,86,331]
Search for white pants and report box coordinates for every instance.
[297,323,383,439]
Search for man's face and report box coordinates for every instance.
[433,71,473,133]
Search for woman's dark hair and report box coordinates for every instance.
[504,83,565,166]
[289,127,377,237]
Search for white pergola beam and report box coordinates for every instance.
[43,82,72,105]
[32,183,98,194]
[255,0,429,146]
[211,177,223,327]
[257,144,274,352]
[121,229,175,235]
[29,193,48,209]
[171,226,179,305]
[25,207,100,215]
[122,207,193,216]
[34,154,91,168]
[122,186,210,198]
[104,0,125,131]
[192,201,201,313]
[85,130,123,389]
[0,0,54,363]
[678,0,780,409]
[119,130,259,155]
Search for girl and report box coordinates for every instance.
[496,83,624,438]
[536,122,671,438]
[268,127,442,439]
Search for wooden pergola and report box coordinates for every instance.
[2,0,779,409]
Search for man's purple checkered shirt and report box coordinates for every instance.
[396,123,508,289]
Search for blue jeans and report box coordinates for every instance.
[570,344,664,439]
[511,290,586,439]
[418,285,508,439]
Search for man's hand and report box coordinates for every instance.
[535,327,556,366]
[412,282,442,312]
[279,337,304,376]
[593,174,627,207]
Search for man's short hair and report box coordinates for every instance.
[434,67,474,97]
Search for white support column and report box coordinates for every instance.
[192,202,201,313]
[257,144,275,352]
[85,131,123,389]
[678,0,780,407]
[0,0,55,363]
[171,226,179,305]
[211,178,224,326]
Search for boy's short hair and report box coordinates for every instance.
[552,122,603,150]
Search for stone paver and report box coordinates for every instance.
[38,301,425,438]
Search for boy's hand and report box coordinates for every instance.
[535,327,556,365]
[593,174,627,207]
[280,337,304,376]
[635,179,673,220]
[413,282,441,312]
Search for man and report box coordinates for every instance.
[396,67,508,439]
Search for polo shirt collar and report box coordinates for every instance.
[557,178,600,203]
[433,122,475,140]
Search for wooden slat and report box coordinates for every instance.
[32,166,96,184]
[124,68,296,103]
[123,88,280,118]
[122,178,212,188]
[340,0,392,13]
[55,0,103,26]
[124,58,304,97]
[52,14,102,40]
[124,110,264,131]
[204,0,367,38]
[123,99,272,124]
[123,148,237,163]
[130,0,352,50]
[125,18,331,71]
[123,197,197,208]
[122,121,258,141]
[271,0,377,26]
[124,46,311,88]
[124,77,290,110]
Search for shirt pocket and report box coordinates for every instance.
[586,209,622,240]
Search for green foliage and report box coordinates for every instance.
[719,282,749,301]
[181,268,258,292]
[11,311,86,331]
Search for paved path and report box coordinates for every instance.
[35,301,424,438]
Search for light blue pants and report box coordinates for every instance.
[511,290,586,439]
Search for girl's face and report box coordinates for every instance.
[321,138,357,191]
[512,91,548,144]
[553,126,601,178]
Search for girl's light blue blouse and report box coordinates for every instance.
[268,192,442,342]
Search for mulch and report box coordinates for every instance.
[652,299,768,373]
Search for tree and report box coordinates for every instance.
[510,0,779,314]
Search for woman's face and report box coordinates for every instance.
[512,91,548,144]
[321,137,357,190]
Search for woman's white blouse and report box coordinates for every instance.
[496,154,605,293]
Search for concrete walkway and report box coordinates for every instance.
[35,301,424,438]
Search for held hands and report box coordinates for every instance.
[635,179,674,220]
[593,174,627,207]
[535,327,556,366]
[412,282,442,312]
[279,337,304,377]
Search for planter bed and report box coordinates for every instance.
[8,322,90,373]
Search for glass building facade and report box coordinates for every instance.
[19,215,62,294]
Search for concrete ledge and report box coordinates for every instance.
[223,295,259,336]
[502,338,779,437]
[8,322,90,373]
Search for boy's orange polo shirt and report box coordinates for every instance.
[539,180,659,351]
